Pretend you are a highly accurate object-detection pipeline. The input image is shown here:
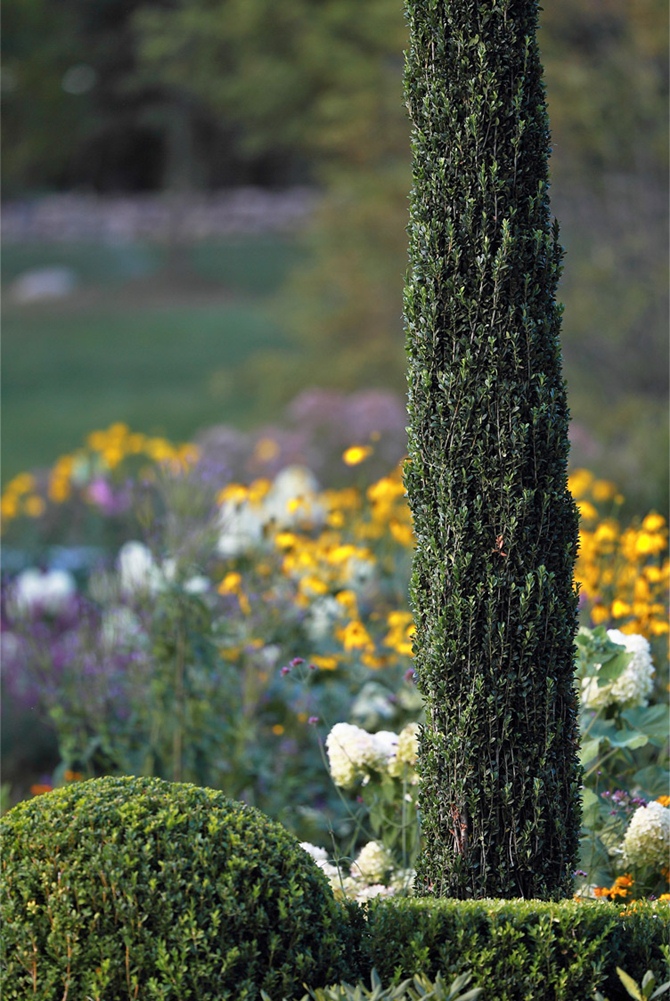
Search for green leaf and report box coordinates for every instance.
[622,706,670,744]
[616,967,644,1000]
[596,652,631,682]
[580,739,602,765]
[632,766,670,798]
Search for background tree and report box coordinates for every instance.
[132,0,668,514]
[2,0,667,512]
[403,0,581,899]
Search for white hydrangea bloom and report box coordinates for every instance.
[388,722,420,778]
[581,630,655,710]
[353,883,395,902]
[299,842,329,863]
[622,801,670,871]
[352,841,393,884]
[371,730,400,769]
[9,568,76,617]
[325,723,378,788]
[390,869,416,894]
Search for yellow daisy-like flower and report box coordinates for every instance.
[342,445,373,466]
[338,620,373,651]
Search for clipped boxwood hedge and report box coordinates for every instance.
[0,775,355,1000]
[358,897,670,1001]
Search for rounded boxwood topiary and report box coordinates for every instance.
[0,775,355,1000]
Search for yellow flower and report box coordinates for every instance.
[146,439,176,463]
[274,531,299,550]
[253,437,280,463]
[335,590,358,613]
[218,572,243,594]
[568,469,594,499]
[590,605,610,625]
[389,519,415,547]
[342,445,373,466]
[248,478,271,504]
[1,494,18,519]
[217,483,248,505]
[102,445,124,469]
[328,544,359,564]
[338,620,373,651]
[577,500,598,521]
[298,575,329,597]
[594,521,619,544]
[309,655,339,671]
[272,724,285,736]
[591,479,618,503]
[360,651,387,669]
[24,495,46,518]
[6,473,36,494]
[635,532,664,556]
[642,513,667,533]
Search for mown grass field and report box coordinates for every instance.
[1,237,302,484]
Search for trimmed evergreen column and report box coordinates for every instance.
[404,0,582,899]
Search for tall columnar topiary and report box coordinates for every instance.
[403,0,582,899]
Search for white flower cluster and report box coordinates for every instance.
[622,801,670,871]
[217,465,324,557]
[325,722,420,789]
[581,629,655,710]
[387,723,420,778]
[300,840,414,904]
[8,568,76,617]
[351,840,393,884]
[117,541,209,598]
[325,722,399,789]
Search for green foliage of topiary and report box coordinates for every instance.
[359,898,670,1001]
[0,775,355,1000]
[403,0,582,898]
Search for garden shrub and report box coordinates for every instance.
[404,0,581,898]
[359,897,670,1001]
[0,775,355,1000]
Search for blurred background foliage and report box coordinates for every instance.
[2,0,668,514]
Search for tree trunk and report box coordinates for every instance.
[404,0,581,899]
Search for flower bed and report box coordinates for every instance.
[1,424,668,905]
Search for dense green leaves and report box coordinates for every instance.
[404,0,581,899]
[361,898,669,1001]
[0,776,355,999]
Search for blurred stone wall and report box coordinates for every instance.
[1,188,316,243]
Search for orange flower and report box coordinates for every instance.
[30,783,53,796]
[593,875,634,899]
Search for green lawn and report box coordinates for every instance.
[1,237,301,483]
